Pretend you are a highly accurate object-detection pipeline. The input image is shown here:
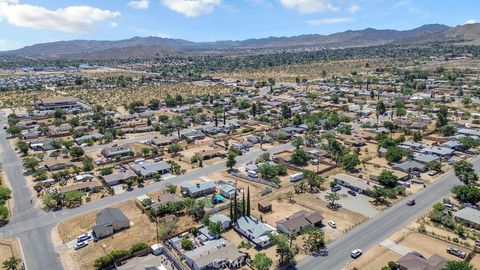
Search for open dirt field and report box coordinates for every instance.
[55,199,198,270]
[0,237,23,266]
[397,230,469,262]
[346,245,401,270]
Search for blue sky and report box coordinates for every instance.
[0,0,478,50]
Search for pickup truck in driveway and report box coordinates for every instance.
[446,247,466,258]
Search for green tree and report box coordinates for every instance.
[82,156,94,172]
[325,192,340,208]
[226,152,237,171]
[291,149,309,166]
[452,185,480,203]
[16,141,29,155]
[270,234,297,266]
[303,170,324,193]
[458,136,480,151]
[454,160,478,185]
[0,205,8,221]
[22,157,39,171]
[412,131,423,142]
[378,170,399,188]
[442,261,474,270]
[100,167,113,176]
[436,106,449,128]
[69,147,85,160]
[339,154,360,172]
[166,184,177,194]
[302,227,325,252]
[207,221,224,236]
[168,143,183,156]
[251,252,273,270]
[2,256,22,270]
[6,126,21,137]
[292,136,304,149]
[385,147,407,163]
[426,161,443,172]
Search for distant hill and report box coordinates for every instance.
[4,23,480,59]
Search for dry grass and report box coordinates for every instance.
[0,238,22,265]
[347,245,401,270]
[57,200,198,270]
[210,58,392,82]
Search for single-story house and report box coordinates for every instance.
[184,239,247,270]
[92,208,130,239]
[130,161,171,178]
[234,216,277,248]
[420,146,454,159]
[74,133,102,145]
[219,183,237,199]
[101,170,137,186]
[412,153,440,164]
[396,252,448,270]
[101,145,132,158]
[453,207,480,229]
[210,214,231,230]
[276,210,323,235]
[195,149,226,160]
[180,181,217,198]
[333,173,379,195]
[392,160,427,173]
[59,181,102,194]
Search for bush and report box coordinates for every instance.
[130,242,149,254]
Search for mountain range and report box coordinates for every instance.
[2,23,480,59]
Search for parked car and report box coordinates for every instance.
[74,241,88,250]
[347,190,357,196]
[428,170,438,176]
[248,171,259,178]
[76,234,90,242]
[331,185,341,192]
[311,159,319,165]
[351,249,362,258]
[327,220,337,229]
[446,247,466,258]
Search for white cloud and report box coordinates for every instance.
[127,0,150,10]
[348,4,360,14]
[0,1,120,33]
[160,0,221,17]
[247,0,273,8]
[280,0,339,14]
[306,17,352,26]
[464,19,477,25]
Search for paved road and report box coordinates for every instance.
[0,111,64,270]
[296,157,478,270]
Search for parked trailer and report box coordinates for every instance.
[289,172,304,182]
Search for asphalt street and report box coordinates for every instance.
[296,157,478,270]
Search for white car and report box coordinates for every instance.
[328,220,337,229]
[351,249,362,258]
[77,233,90,242]
[74,241,88,250]
[428,170,438,176]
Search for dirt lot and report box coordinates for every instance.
[347,245,400,270]
[55,200,196,270]
[0,237,23,266]
[398,231,470,261]
[469,253,480,269]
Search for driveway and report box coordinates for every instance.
[318,189,379,218]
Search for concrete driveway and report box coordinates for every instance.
[318,189,379,218]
